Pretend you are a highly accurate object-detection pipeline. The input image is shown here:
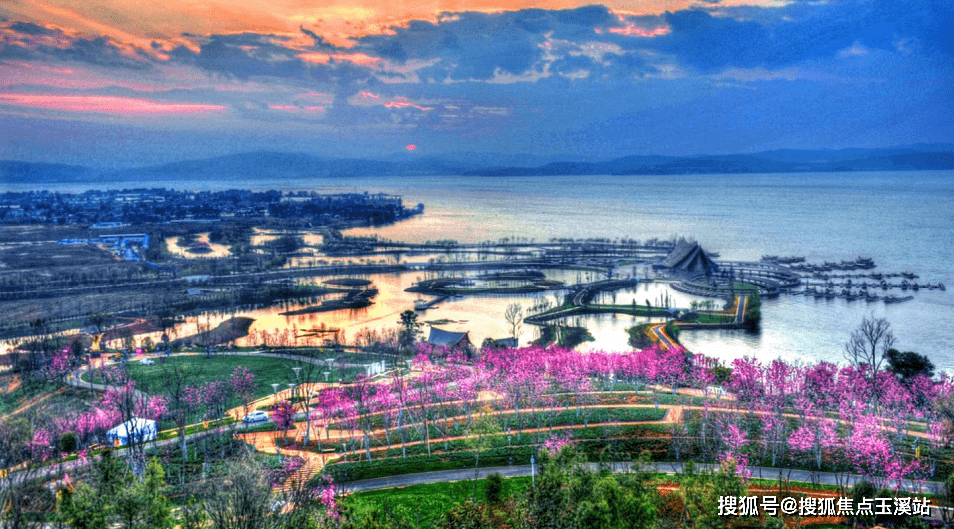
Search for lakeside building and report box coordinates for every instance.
[426,327,473,350]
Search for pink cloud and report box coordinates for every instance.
[297,91,334,104]
[268,104,325,112]
[0,93,227,115]
[607,24,670,37]
[352,90,432,111]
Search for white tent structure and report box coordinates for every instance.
[106,418,158,447]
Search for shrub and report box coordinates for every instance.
[484,472,504,505]
[58,432,79,453]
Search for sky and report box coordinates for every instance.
[0,0,951,167]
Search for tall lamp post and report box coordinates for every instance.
[530,453,536,488]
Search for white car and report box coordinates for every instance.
[242,410,269,424]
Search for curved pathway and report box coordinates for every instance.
[648,295,747,350]
[237,394,940,488]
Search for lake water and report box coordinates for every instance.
[17,171,954,371]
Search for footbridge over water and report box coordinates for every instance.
[524,278,639,325]
[672,261,800,298]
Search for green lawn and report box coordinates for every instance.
[341,476,532,526]
[125,355,363,400]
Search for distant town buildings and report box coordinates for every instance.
[0,189,421,226]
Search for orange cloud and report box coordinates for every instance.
[0,93,227,115]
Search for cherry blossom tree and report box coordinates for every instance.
[229,366,256,416]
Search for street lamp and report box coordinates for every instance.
[530,454,535,488]
[270,383,280,400]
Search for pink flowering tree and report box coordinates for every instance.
[543,432,573,456]
[718,421,751,481]
[311,474,341,525]
[272,400,296,430]
[272,400,296,447]
[728,357,764,413]
[229,366,256,416]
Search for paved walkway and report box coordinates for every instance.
[648,295,747,350]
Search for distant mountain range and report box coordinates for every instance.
[3,144,953,184]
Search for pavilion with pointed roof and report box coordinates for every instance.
[426,327,473,350]
[657,240,718,275]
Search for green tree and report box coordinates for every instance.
[176,497,208,529]
[529,446,658,529]
[141,458,174,529]
[439,502,495,529]
[678,460,748,529]
[851,480,877,528]
[465,412,501,500]
[886,348,935,383]
[56,483,108,529]
[58,431,79,453]
[398,310,421,351]
[574,474,657,529]
[484,473,505,506]
[743,292,761,332]
[58,451,173,529]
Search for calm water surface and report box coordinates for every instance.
[20,171,954,370]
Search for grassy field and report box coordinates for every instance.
[0,376,62,416]
[341,476,532,526]
[125,355,364,400]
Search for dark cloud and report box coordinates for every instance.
[299,27,337,50]
[652,0,954,72]
[0,43,36,60]
[9,21,60,36]
[656,10,776,71]
[173,33,314,81]
[63,36,151,69]
[1,19,151,69]
[355,7,625,81]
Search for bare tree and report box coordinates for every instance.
[157,362,200,485]
[504,303,524,340]
[202,452,278,529]
[0,416,53,529]
[107,375,153,478]
[844,315,895,381]
[292,358,319,448]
